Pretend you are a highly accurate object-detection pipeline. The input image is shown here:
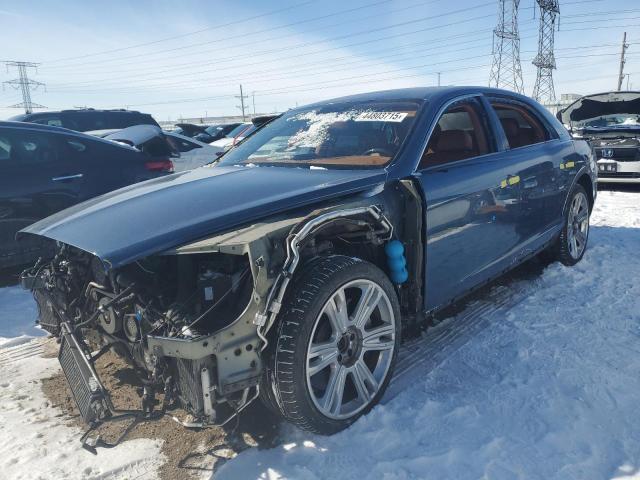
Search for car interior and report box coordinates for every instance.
[420,103,490,168]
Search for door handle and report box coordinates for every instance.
[51,174,83,182]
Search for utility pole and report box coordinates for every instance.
[3,61,45,114]
[235,84,249,121]
[532,0,560,104]
[489,0,524,93]
[437,72,441,86]
[617,32,629,91]
[252,91,256,115]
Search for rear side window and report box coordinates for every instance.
[490,102,550,149]
[62,111,158,131]
[167,135,200,153]
[31,116,63,127]
[0,130,59,165]
[420,100,493,168]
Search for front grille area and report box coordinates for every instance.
[594,147,639,161]
[58,323,109,424]
[599,172,640,179]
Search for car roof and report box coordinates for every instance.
[11,108,149,117]
[303,86,535,106]
[0,120,139,151]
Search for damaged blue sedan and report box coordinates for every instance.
[20,87,596,440]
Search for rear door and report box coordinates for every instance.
[486,97,571,243]
[414,96,525,310]
[0,128,83,261]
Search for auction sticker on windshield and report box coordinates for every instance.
[355,111,409,122]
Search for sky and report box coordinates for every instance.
[0,0,639,121]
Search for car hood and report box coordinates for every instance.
[559,91,640,126]
[20,165,386,269]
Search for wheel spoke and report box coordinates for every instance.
[308,342,339,376]
[324,288,349,335]
[362,324,395,352]
[352,285,382,328]
[352,362,375,403]
[575,229,587,247]
[322,365,347,415]
[355,359,378,393]
[576,211,589,223]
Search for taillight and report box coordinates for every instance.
[145,159,174,173]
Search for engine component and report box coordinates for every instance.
[197,270,232,308]
[175,357,215,420]
[385,239,408,284]
[123,314,140,342]
[98,297,121,334]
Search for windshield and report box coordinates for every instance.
[226,124,251,138]
[579,114,640,128]
[218,100,422,168]
[204,125,223,135]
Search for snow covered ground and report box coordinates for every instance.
[219,189,640,480]
[0,189,639,480]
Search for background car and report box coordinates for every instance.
[209,122,256,150]
[558,91,640,183]
[9,108,159,132]
[99,125,224,172]
[0,121,170,269]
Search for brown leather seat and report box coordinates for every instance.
[500,118,521,148]
[428,129,475,164]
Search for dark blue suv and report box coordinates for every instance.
[0,121,171,268]
[9,108,159,132]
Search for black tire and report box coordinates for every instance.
[260,255,401,434]
[545,183,590,266]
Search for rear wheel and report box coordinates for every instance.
[261,255,401,434]
[547,184,590,266]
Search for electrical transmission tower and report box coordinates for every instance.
[489,0,524,93]
[532,0,560,104]
[3,61,45,114]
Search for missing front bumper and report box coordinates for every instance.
[58,323,110,424]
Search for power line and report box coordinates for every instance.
[47,8,498,89]
[43,0,432,71]
[45,0,316,63]
[43,1,493,79]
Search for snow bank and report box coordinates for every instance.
[219,190,640,480]
[0,341,164,480]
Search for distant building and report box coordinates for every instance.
[543,93,582,116]
[158,113,272,130]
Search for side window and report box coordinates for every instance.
[167,136,199,153]
[32,116,63,127]
[0,131,59,166]
[420,100,492,168]
[491,103,550,149]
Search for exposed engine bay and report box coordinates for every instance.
[20,201,409,447]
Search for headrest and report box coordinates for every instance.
[500,118,520,138]
[436,130,472,151]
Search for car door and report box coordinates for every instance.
[413,96,530,311]
[0,128,84,263]
[486,97,571,246]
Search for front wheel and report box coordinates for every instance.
[261,255,401,434]
[548,184,590,266]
